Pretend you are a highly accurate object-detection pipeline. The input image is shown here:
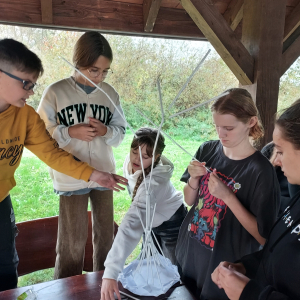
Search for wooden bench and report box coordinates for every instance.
[15,211,118,276]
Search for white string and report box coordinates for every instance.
[169,92,229,119]
[167,49,211,112]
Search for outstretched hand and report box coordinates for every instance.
[211,262,249,300]
[90,171,128,192]
[100,278,121,300]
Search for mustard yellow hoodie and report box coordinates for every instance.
[0,104,94,202]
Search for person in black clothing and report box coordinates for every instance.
[212,100,300,300]
[261,142,300,215]
[175,88,280,300]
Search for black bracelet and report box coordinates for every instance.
[188,178,198,191]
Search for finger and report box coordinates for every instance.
[191,160,206,167]
[220,261,231,268]
[113,174,128,183]
[108,291,115,300]
[114,289,121,300]
[88,117,98,122]
[219,265,233,277]
[113,183,126,191]
[212,169,219,177]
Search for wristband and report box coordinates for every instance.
[188,178,198,191]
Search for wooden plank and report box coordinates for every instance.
[41,0,53,24]
[0,0,205,40]
[143,0,162,32]
[223,0,244,30]
[241,0,286,147]
[179,0,254,85]
[283,1,300,42]
[282,26,300,75]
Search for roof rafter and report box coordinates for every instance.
[223,0,244,31]
[179,0,254,85]
[143,0,162,32]
[283,1,300,42]
[281,25,300,75]
[41,0,53,24]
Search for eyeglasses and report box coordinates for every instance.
[87,68,113,79]
[0,69,36,91]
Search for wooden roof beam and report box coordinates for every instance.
[143,0,162,32]
[223,0,244,31]
[179,0,253,85]
[283,1,300,42]
[281,25,300,75]
[41,0,53,25]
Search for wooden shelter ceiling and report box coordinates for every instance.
[0,0,298,41]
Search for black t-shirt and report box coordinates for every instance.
[176,140,280,300]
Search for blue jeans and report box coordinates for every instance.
[0,195,19,291]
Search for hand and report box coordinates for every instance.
[90,171,128,192]
[100,278,121,300]
[213,264,250,300]
[89,117,108,137]
[188,160,207,179]
[211,261,246,289]
[208,170,234,204]
[68,123,96,142]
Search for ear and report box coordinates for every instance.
[248,116,258,128]
[155,154,161,160]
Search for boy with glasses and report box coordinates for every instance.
[0,38,127,291]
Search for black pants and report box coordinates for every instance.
[146,204,187,264]
[0,195,19,292]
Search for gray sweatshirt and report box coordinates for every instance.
[103,154,183,280]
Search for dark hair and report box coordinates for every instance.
[211,88,264,141]
[0,38,44,77]
[131,128,166,200]
[73,31,113,69]
[275,99,300,150]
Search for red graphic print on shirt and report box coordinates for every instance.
[188,171,241,250]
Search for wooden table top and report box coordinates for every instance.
[0,271,197,300]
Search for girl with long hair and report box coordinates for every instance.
[176,88,280,299]
[101,127,187,300]
[212,99,300,300]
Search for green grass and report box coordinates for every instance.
[11,133,208,287]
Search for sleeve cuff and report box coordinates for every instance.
[240,280,262,300]
[103,267,120,280]
[103,126,113,138]
[80,166,94,182]
[62,126,71,140]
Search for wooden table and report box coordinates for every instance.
[0,271,197,300]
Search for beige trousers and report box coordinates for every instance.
[54,189,113,279]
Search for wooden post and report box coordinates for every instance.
[240,0,286,148]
